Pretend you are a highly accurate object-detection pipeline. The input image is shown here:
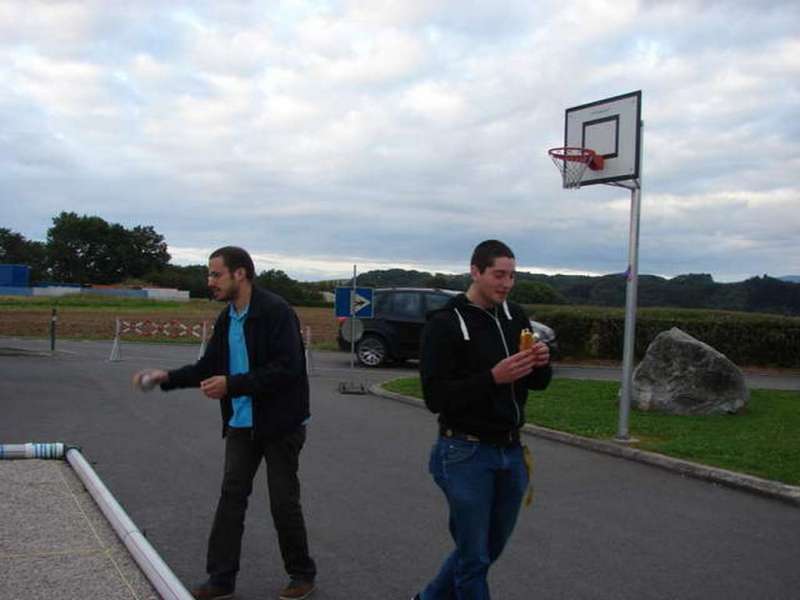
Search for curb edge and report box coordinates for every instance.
[368,383,800,507]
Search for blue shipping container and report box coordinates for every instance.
[0,286,32,296]
[0,264,30,287]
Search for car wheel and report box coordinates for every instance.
[356,335,388,367]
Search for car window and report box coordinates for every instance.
[387,292,422,319]
[425,293,451,312]
[373,292,390,317]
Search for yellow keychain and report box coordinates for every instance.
[522,445,534,507]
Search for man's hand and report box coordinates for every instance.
[491,351,536,384]
[200,376,228,399]
[491,343,550,385]
[530,341,550,367]
[132,369,169,391]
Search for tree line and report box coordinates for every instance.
[2,212,169,284]
[0,213,324,305]
[147,266,326,305]
[346,269,800,316]
[3,214,798,314]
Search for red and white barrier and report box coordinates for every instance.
[109,318,313,376]
[109,318,210,362]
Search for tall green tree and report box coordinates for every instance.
[125,225,171,277]
[47,212,113,283]
[46,212,171,284]
[256,269,324,305]
[0,227,48,282]
[256,269,306,304]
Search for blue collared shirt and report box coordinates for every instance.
[227,303,252,428]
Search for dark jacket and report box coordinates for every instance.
[420,293,551,437]
[161,285,310,439]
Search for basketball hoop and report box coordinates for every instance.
[548,147,604,189]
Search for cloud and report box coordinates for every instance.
[1,0,798,285]
[0,1,93,49]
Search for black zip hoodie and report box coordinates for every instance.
[160,285,310,439]
[420,293,552,437]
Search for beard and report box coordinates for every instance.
[210,286,235,302]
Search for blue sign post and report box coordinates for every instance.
[335,287,374,319]
[336,266,373,395]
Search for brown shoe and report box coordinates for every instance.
[191,579,235,600]
[279,579,316,600]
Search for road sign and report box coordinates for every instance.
[339,317,364,343]
[335,287,374,318]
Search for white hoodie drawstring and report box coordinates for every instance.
[502,300,512,320]
[456,301,511,339]
[453,308,470,341]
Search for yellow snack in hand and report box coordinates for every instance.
[519,328,537,351]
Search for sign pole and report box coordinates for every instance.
[616,120,644,442]
[49,308,57,353]
[350,265,357,372]
[337,266,368,395]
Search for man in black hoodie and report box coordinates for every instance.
[132,246,316,600]
[413,240,551,600]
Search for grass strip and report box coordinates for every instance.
[0,294,219,311]
[381,377,800,486]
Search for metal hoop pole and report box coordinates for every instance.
[616,121,644,441]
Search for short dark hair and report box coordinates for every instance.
[209,246,255,280]
[470,239,515,273]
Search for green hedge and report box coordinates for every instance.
[527,305,800,368]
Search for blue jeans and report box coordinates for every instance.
[422,436,529,600]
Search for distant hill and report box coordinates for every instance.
[341,269,800,316]
[779,275,800,283]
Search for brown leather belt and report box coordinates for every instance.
[440,426,520,447]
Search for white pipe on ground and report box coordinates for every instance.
[0,443,193,600]
[65,449,193,600]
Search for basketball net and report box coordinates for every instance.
[548,147,601,189]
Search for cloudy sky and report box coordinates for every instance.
[2,0,798,282]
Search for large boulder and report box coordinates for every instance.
[632,327,749,415]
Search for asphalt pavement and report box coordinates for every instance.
[1,338,799,599]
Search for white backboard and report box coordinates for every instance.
[564,90,641,186]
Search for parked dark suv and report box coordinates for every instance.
[337,287,556,367]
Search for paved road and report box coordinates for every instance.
[1,339,799,599]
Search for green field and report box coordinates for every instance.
[383,377,800,486]
[0,294,217,311]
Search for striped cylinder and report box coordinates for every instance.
[0,442,66,459]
